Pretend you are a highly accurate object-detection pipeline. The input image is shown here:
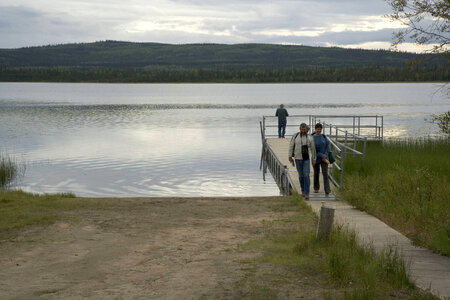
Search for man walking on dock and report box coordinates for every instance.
[275,104,289,138]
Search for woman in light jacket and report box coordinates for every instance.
[288,123,316,200]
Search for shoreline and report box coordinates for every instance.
[1,80,448,84]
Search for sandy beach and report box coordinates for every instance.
[0,196,331,299]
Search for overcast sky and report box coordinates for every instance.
[0,0,434,52]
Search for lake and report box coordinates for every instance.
[0,82,448,197]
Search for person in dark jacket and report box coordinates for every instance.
[275,104,289,138]
[312,123,331,194]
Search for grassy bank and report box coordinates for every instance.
[341,138,450,256]
[237,194,436,299]
[0,190,104,241]
[0,190,438,298]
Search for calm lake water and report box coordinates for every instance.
[1,82,448,197]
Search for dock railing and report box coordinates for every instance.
[321,121,368,188]
[262,115,383,141]
[260,121,294,195]
[261,115,381,192]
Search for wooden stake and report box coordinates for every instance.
[316,202,335,240]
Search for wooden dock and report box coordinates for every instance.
[265,136,450,299]
[265,138,336,200]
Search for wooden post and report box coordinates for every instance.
[284,165,290,195]
[316,202,335,240]
[362,137,367,166]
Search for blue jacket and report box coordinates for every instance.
[312,134,330,163]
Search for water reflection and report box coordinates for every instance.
[11,120,277,197]
[0,83,448,197]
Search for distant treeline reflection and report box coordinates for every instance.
[1,65,448,83]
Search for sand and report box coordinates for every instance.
[0,196,320,299]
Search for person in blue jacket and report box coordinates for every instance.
[312,123,331,194]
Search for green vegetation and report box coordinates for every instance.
[1,64,448,83]
[237,194,436,299]
[0,41,448,83]
[0,153,22,189]
[386,0,449,55]
[430,111,450,136]
[0,41,442,69]
[0,190,439,298]
[341,138,450,256]
[0,190,102,241]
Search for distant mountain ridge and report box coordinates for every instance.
[0,41,441,69]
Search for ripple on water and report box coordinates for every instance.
[4,83,448,196]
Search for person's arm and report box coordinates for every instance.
[288,134,295,162]
[275,108,279,117]
[317,134,330,159]
[324,135,330,157]
[310,136,317,164]
[286,109,289,117]
[313,136,323,160]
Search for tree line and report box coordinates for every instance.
[1,41,440,69]
[0,65,448,83]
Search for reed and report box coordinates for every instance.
[239,194,435,299]
[342,137,450,255]
[0,153,21,189]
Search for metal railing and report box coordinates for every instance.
[261,115,379,192]
[260,121,294,195]
[262,115,383,141]
[322,122,368,188]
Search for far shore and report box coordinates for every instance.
[1,80,448,84]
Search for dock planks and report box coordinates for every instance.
[266,138,335,200]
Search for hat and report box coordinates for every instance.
[299,123,310,131]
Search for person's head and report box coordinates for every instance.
[299,123,309,135]
[280,104,284,108]
[315,123,323,134]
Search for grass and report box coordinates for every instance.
[0,190,440,298]
[0,153,22,189]
[237,194,437,299]
[0,190,104,241]
[341,138,450,255]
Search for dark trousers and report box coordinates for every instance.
[314,161,330,193]
[278,119,286,137]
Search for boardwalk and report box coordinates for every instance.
[267,137,450,299]
[266,138,336,200]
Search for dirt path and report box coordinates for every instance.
[0,196,309,299]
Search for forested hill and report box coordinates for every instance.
[0,40,441,69]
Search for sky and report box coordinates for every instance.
[0,0,439,52]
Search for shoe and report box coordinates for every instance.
[304,195,309,200]
[314,190,319,193]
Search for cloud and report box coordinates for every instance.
[0,0,423,52]
[0,5,104,47]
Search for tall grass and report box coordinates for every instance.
[239,194,436,299]
[341,138,450,255]
[295,226,414,295]
[0,153,22,189]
